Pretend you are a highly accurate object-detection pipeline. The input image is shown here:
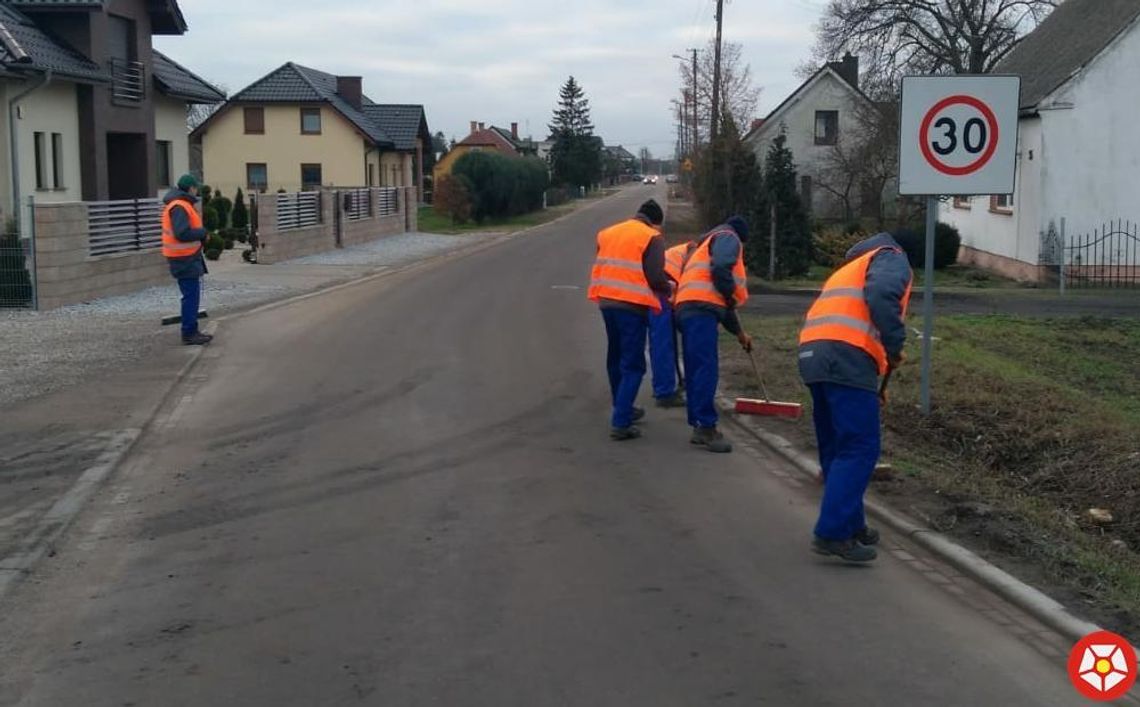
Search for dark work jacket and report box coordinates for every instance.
[798,233,913,392]
[164,188,209,280]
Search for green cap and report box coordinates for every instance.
[177,173,199,191]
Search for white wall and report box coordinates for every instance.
[154,95,190,196]
[746,71,867,218]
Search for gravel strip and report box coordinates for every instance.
[0,232,495,405]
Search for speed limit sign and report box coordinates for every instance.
[899,76,1020,195]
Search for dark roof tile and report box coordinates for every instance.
[152,49,224,103]
[361,103,427,151]
[0,3,106,81]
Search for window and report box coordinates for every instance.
[814,110,839,146]
[990,193,1014,214]
[51,133,64,189]
[300,108,322,135]
[244,107,265,135]
[155,140,172,188]
[246,163,268,192]
[33,132,47,190]
[301,163,322,190]
[953,196,971,210]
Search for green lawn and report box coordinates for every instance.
[753,263,1024,292]
[726,313,1140,633]
[417,204,578,235]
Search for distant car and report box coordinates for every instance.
[651,175,659,184]
[665,174,679,184]
[643,176,653,185]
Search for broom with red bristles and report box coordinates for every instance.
[734,345,804,419]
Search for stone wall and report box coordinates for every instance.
[958,246,1048,283]
[33,203,168,310]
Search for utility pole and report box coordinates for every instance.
[710,0,724,141]
[690,49,699,152]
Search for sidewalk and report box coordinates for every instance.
[0,231,505,407]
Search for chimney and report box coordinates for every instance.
[511,122,519,140]
[470,120,478,134]
[837,53,859,89]
[336,76,363,110]
[751,118,765,132]
[478,122,485,131]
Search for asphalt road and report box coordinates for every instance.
[0,186,1092,706]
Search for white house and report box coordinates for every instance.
[744,54,880,220]
[941,0,1140,282]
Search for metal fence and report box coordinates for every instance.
[0,230,34,308]
[344,188,373,221]
[377,187,399,217]
[276,192,322,231]
[88,198,163,257]
[1044,219,1140,291]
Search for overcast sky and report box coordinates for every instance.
[156,0,829,156]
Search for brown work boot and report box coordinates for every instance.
[690,426,732,453]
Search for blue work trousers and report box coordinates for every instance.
[648,294,678,399]
[178,277,201,337]
[602,308,648,429]
[681,313,720,429]
[810,382,881,541]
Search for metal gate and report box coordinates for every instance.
[1,198,37,309]
[1061,219,1140,290]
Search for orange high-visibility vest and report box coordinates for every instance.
[675,230,749,308]
[587,218,662,312]
[664,241,695,283]
[161,199,204,259]
[799,246,914,375]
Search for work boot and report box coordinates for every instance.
[655,391,685,409]
[812,536,878,563]
[610,426,642,441]
[631,407,646,422]
[690,426,732,453]
[182,332,213,346]
[854,526,881,546]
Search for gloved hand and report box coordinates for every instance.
[738,332,754,353]
[888,351,908,371]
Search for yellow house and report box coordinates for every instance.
[192,63,430,201]
[433,121,533,185]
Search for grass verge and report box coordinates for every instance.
[417,202,577,235]
[725,313,1140,636]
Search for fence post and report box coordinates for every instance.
[1059,217,1066,296]
[25,194,38,310]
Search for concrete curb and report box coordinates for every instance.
[0,188,629,603]
[716,395,1102,643]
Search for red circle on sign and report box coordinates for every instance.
[1068,630,1137,701]
[919,95,1000,176]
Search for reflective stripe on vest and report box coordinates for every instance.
[587,218,662,312]
[161,199,204,259]
[674,230,748,308]
[664,241,694,283]
[798,246,913,375]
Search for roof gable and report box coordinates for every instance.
[7,0,187,34]
[996,0,1140,110]
[152,49,224,103]
[458,126,518,152]
[746,67,872,144]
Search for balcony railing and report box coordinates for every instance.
[110,58,145,105]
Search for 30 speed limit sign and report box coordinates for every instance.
[899,75,1020,195]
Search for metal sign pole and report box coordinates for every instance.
[920,195,937,415]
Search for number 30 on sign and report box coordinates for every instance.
[899,76,1020,196]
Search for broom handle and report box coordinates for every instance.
[746,347,771,402]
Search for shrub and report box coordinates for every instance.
[203,204,220,232]
[204,248,222,261]
[223,238,235,250]
[813,225,867,267]
[232,188,249,231]
[206,233,225,253]
[545,187,571,207]
[891,222,961,270]
[212,196,233,230]
[433,175,473,224]
[452,151,550,223]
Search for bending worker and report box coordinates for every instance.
[648,240,696,409]
[675,216,753,453]
[162,174,212,346]
[588,199,672,440]
[799,232,912,563]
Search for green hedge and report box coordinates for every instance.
[451,151,550,223]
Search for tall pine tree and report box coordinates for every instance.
[548,76,602,190]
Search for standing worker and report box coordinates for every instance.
[588,199,671,440]
[163,174,212,346]
[648,240,696,409]
[799,232,913,563]
[675,217,753,453]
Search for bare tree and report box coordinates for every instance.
[815,100,900,227]
[810,0,1056,97]
[677,40,761,144]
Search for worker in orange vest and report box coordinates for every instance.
[675,216,753,453]
[648,240,696,409]
[162,174,211,345]
[588,199,672,440]
[799,233,913,563]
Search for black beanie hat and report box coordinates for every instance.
[637,199,664,226]
[726,215,749,241]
